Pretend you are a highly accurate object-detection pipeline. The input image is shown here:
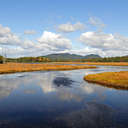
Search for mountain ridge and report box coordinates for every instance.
[42,53,101,60]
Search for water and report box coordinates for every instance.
[0,66,128,128]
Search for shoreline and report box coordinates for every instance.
[1,63,128,90]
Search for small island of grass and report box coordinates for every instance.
[84,71,128,90]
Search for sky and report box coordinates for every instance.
[0,0,128,57]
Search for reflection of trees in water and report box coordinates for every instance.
[26,71,108,103]
[0,71,73,99]
[37,71,75,93]
[0,71,125,128]
[53,77,74,87]
[53,102,116,128]
[0,70,108,103]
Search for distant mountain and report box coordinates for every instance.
[83,54,101,59]
[42,53,101,60]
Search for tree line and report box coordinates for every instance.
[0,55,128,63]
[0,56,50,63]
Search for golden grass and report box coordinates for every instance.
[84,71,128,90]
[83,62,128,66]
[53,62,128,66]
[0,63,96,74]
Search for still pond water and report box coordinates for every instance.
[0,66,128,128]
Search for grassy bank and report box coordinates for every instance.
[83,62,128,66]
[84,71,128,90]
[53,62,128,66]
[0,63,96,74]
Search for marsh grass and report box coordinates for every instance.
[53,62,128,66]
[0,63,96,74]
[84,71,128,90]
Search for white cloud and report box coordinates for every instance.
[10,31,72,57]
[100,49,128,57]
[79,31,128,57]
[68,47,104,56]
[89,17,105,31]
[1,22,128,58]
[80,31,128,50]
[0,24,10,35]
[37,31,72,51]
[24,30,36,35]
[0,24,72,57]
[0,24,39,57]
[57,22,85,33]
[22,39,36,49]
[82,86,94,94]
[0,24,21,46]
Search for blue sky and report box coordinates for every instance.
[0,0,128,57]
